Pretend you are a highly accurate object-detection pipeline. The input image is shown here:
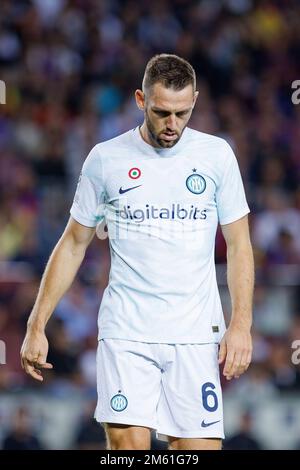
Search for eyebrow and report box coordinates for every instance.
[152,107,191,114]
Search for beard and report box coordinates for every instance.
[145,111,182,148]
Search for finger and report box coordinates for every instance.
[225,350,243,379]
[229,351,242,378]
[35,349,53,369]
[223,349,235,379]
[237,350,252,376]
[24,362,44,382]
[246,349,252,367]
[218,340,227,364]
[234,349,252,378]
[21,354,37,369]
[35,362,53,370]
[42,363,53,369]
[21,355,39,369]
[231,351,243,379]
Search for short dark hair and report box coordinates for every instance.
[142,54,196,93]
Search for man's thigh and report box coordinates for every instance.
[95,339,161,429]
[168,436,222,450]
[104,423,152,450]
[156,343,224,442]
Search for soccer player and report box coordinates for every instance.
[21,54,254,450]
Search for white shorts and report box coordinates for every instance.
[95,339,224,441]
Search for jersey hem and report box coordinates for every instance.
[95,415,157,430]
[70,210,98,228]
[156,429,225,441]
[219,207,250,225]
[98,335,222,345]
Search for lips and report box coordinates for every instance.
[160,132,178,141]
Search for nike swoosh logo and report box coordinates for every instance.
[119,185,142,194]
[201,420,220,428]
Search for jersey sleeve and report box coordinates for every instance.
[216,142,250,225]
[70,145,106,227]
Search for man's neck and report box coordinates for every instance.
[139,123,157,148]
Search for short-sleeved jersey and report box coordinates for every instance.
[70,126,250,343]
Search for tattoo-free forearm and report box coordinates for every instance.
[226,242,254,329]
[27,237,86,332]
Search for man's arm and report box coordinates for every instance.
[20,216,96,381]
[218,215,254,380]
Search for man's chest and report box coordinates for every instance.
[104,157,217,207]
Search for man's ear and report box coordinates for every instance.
[135,89,145,111]
[193,90,199,108]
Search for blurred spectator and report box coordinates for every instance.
[223,411,261,450]
[2,407,42,450]
[78,335,98,390]
[252,190,300,259]
[74,401,106,450]
[267,228,300,264]
[227,364,278,408]
[55,281,98,342]
[46,318,80,379]
[267,339,300,392]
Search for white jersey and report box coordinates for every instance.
[70,126,250,344]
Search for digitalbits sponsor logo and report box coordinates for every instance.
[95,199,208,241]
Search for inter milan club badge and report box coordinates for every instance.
[128,167,141,179]
[186,169,206,194]
[110,393,128,412]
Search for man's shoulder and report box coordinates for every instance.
[95,128,135,155]
[186,127,231,151]
[186,129,233,174]
[83,129,135,174]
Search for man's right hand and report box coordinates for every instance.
[20,330,53,382]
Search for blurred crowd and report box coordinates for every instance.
[0,0,300,449]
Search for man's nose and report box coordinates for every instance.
[166,114,177,130]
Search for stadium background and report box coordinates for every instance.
[0,0,300,450]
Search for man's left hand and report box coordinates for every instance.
[218,323,252,380]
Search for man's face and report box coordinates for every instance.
[136,83,198,148]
